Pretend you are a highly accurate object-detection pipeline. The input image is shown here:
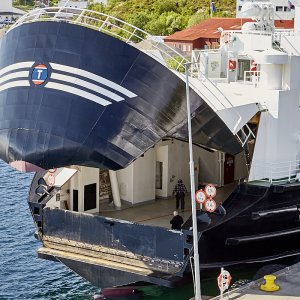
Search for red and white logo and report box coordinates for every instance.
[32,64,48,85]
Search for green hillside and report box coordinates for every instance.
[13,0,236,35]
[90,0,236,35]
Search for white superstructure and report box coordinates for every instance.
[58,0,107,8]
[198,0,300,183]
[0,0,25,25]
[236,0,295,20]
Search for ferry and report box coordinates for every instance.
[0,0,300,289]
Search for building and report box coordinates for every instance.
[58,0,89,9]
[236,0,295,20]
[58,0,107,8]
[35,0,49,7]
[164,18,294,52]
[0,0,25,24]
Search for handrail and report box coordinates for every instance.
[9,7,189,73]
[244,70,261,87]
[251,160,300,183]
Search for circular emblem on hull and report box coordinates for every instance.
[32,64,48,85]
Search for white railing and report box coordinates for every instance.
[9,7,190,74]
[220,29,300,54]
[7,7,255,146]
[251,160,300,183]
[8,7,229,111]
[244,70,261,87]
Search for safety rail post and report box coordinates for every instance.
[126,28,137,43]
[74,9,86,24]
[99,15,110,31]
[185,63,202,300]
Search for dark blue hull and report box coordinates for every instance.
[0,21,241,171]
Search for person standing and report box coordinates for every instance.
[173,179,187,211]
[170,211,184,230]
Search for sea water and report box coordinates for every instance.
[0,159,262,299]
[0,160,98,299]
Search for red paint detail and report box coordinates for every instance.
[10,161,45,173]
[32,80,44,85]
[228,59,236,70]
[101,287,137,297]
[35,64,47,69]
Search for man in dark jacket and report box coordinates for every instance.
[170,211,184,230]
[173,179,187,211]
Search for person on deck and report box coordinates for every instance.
[173,179,187,211]
[170,211,184,230]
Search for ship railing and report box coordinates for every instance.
[221,29,299,53]
[8,7,254,145]
[8,7,190,74]
[251,160,300,184]
[220,29,273,45]
[244,71,261,87]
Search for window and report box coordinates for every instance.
[276,6,283,11]
[284,6,290,11]
[73,189,78,212]
[238,6,242,11]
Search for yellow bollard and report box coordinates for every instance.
[260,274,280,292]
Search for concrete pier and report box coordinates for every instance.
[210,262,300,300]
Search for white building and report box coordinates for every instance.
[58,0,89,9]
[0,0,25,24]
[236,0,295,20]
[58,0,107,8]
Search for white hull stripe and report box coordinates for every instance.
[45,82,112,106]
[0,62,34,77]
[50,63,137,98]
[0,71,30,85]
[0,80,30,93]
[50,73,124,102]
[0,62,137,106]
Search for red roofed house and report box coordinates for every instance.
[164,18,294,52]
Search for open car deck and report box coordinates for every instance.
[99,183,236,228]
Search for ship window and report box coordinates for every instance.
[276,6,283,11]
[284,6,290,11]
[84,183,97,211]
[73,189,78,212]
[237,59,250,81]
[238,6,242,11]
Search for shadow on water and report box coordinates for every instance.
[100,257,300,300]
